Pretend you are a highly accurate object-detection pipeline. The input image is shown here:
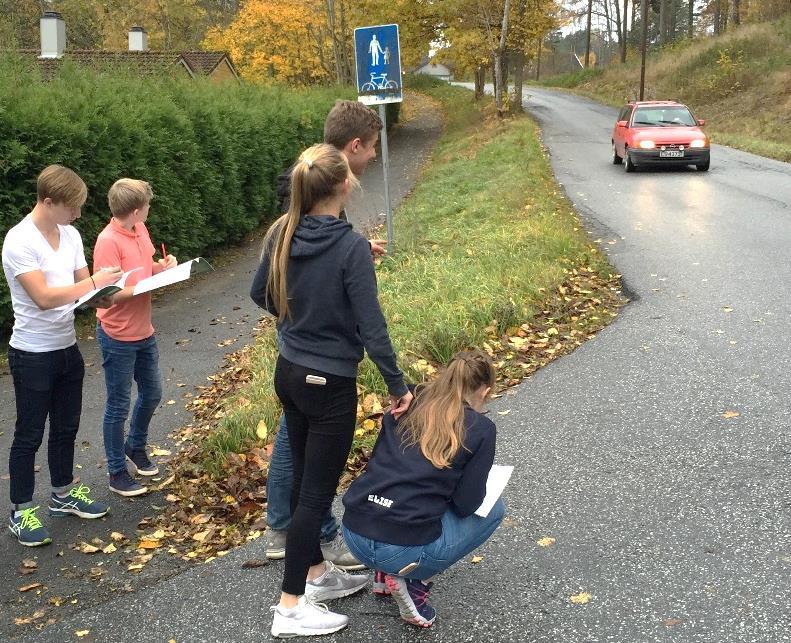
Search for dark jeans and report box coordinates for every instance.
[96,325,162,475]
[274,356,358,596]
[266,413,339,542]
[7,344,85,505]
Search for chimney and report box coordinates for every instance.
[128,26,148,52]
[39,11,66,59]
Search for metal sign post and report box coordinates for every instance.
[353,24,402,253]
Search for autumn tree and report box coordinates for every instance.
[203,0,334,84]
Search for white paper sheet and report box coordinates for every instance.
[132,258,212,295]
[474,464,513,517]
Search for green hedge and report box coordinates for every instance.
[0,55,356,334]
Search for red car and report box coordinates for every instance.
[612,101,710,172]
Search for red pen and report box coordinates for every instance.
[161,243,167,261]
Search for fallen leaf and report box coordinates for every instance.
[471,556,484,564]
[256,419,267,442]
[149,448,171,457]
[110,532,126,542]
[49,596,64,607]
[138,539,162,550]
[721,306,733,313]
[77,542,101,554]
[76,630,90,637]
[18,582,43,592]
[127,563,144,572]
[241,559,268,569]
[536,537,556,547]
[14,609,46,625]
[497,410,511,416]
[166,400,176,406]
[663,618,683,627]
[721,410,740,419]
[102,543,117,554]
[570,591,592,604]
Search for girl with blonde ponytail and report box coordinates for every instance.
[251,143,413,638]
[341,350,506,629]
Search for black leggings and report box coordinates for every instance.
[273,356,358,596]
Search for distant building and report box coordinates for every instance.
[413,56,453,82]
[15,12,240,83]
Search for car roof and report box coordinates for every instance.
[628,100,685,107]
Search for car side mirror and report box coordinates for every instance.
[697,119,706,126]
[617,120,628,128]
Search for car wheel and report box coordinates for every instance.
[696,160,710,172]
[612,142,622,165]
[624,148,635,173]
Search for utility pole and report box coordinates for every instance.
[639,0,648,99]
[585,0,593,67]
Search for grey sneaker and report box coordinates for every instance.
[304,560,369,602]
[320,531,366,571]
[49,484,109,518]
[270,595,348,638]
[9,506,52,547]
[265,529,287,559]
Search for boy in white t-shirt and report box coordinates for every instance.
[2,165,121,547]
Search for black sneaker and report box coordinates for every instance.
[125,444,159,476]
[109,470,148,497]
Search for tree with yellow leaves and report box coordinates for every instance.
[203,0,334,84]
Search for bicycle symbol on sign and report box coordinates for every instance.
[361,72,399,92]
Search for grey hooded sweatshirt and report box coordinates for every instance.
[250,215,407,397]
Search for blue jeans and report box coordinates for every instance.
[97,325,163,475]
[267,413,338,542]
[343,499,505,581]
[7,345,84,505]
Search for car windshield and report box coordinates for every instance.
[632,106,697,127]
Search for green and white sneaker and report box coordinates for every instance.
[49,484,109,519]
[9,506,52,547]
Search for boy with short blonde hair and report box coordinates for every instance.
[94,177,177,497]
[3,165,120,546]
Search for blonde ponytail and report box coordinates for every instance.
[399,350,496,468]
[261,144,355,321]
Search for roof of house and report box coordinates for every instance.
[11,49,238,81]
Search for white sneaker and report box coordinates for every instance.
[305,560,369,602]
[270,595,348,638]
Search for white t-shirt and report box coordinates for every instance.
[2,213,88,352]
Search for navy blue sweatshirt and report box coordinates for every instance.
[250,215,407,397]
[342,407,496,546]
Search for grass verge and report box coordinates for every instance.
[535,17,791,162]
[142,78,625,562]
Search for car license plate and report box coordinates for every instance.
[659,150,684,158]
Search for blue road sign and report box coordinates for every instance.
[354,24,402,105]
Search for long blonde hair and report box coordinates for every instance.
[262,143,356,321]
[399,350,496,469]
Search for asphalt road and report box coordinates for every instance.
[11,87,791,642]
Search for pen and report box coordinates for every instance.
[161,243,167,261]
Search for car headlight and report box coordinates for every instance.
[689,139,708,148]
[639,140,656,149]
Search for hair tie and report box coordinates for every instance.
[305,159,314,169]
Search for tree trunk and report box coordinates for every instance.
[714,0,721,34]
[585,0,593,67]
[512,49,524,114]
[613,0,623,58]
[622,0,629,61]
[536,39,543,80]
[338,0,354,83]
[733,0,740,25]
[494,0,511,117]
[688,0,694,37]
[659,0,667,43]
[474,66,485,99]
[326,0,343,84]
[722,0,729,31]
